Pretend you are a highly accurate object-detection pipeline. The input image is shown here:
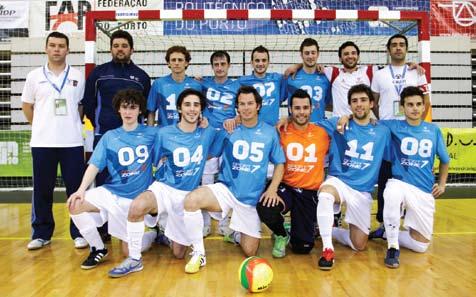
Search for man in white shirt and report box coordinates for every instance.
[370,34,430,238]
[21,31,87,250]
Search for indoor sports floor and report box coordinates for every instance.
[1,198,475,296]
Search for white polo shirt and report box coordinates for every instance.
[21,64,85,147]
[371,65,428,120]
[324,65,375,117]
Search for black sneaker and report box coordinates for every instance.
[369,225,386,240]
[384,247,400,268]
[81,247,108,270]
[318,248,335,270]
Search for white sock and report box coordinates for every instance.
[383,185,403,249]
[317,192,335,251]
[184,210,205,254]
[399,230,429,253]
[127,221,145,260]
[202,211,211,228]
[70,213,104,250]
[332,227,357,251]
[201,174,215,185]
[141,230,157,252]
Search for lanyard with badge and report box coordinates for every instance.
[389,64,407,117]
[43,65,70,116]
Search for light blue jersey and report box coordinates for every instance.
[318,117,391,193]
[381,120,450,193]
[153,124,222,191]
[89,125,156,199]
[217,121,285,206]
[201,77,240,128]
[147,74,203,127]
[287,69,331,122]
[238,72,286,126]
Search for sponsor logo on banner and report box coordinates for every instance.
[434,128,476,173]
[164,0,427,36]
[431,0,476,36]
[45,1,92,32]
[0,1,29,33]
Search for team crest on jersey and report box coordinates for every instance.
[255,129,262,135]
[368,128,376,135]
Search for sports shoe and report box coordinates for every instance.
[272,234,290,258]
[217,216,231,236]
[223,231,240,245]
[27,238,51,250]
[318,248,335,270]
[334,213,343,227]
[384,247,400,268]
[185,250,206,274]
[74,237,89,249]
[283,221,291,234]
[369,225,387,240]
[81,247,108,270]
[203,225,211,237]
[108,257,143,278]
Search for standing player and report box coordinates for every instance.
[67,89,157,270]
[238,45,287,126]
[82,30,151,186]
[381,86,449,268]
[315,84,391,270]
[201,50,241,236]
[370,34,430,239]
[147,46,202,127]
[182,86,286,274]
[22,32,86,250]
[257,89,329,258]
[108,89,221,278]
[286,38,331,122]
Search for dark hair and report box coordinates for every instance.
[46,31,69,48]
[176,89,206,120]
[299,38,319,52]
[235,86,263,111]
[251,45,269,61]
[166,45,191,63]
[210,50,230,65]
[386,34,408,51]
[338,41,360,58]
[110,30,133,49]
[112,89,147,116]
[289,89,312,107]
[400,86,424,106]
[347,84,374,105]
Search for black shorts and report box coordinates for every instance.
[278,183,318,244]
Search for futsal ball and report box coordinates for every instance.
[238,256,273,293]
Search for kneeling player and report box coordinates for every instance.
[257,89,329,257]
[107,89,222,278]
[67,89,157,270]
[315,84,391,270]
[183,86,285,273]
[381,86,449,268]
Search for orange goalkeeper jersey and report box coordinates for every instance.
[280,123,330,190]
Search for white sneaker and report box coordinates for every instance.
[27,238,51,250]
[218,216,231,236]
[203,225,211,237]
[74,237,89,249]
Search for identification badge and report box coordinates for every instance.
[55,98,67,116]
[393,100,403,117]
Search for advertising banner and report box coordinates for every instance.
[0,131,32,177]
[431,0,476,37]
[434,128,476,173]
[0,1,29,37]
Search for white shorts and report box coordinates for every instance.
[144,181,190,246]
[320,176,373,235]
[203,157,219,175]
[84,186,132,242]
[385,179,435,240]
[206,183,261,238]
